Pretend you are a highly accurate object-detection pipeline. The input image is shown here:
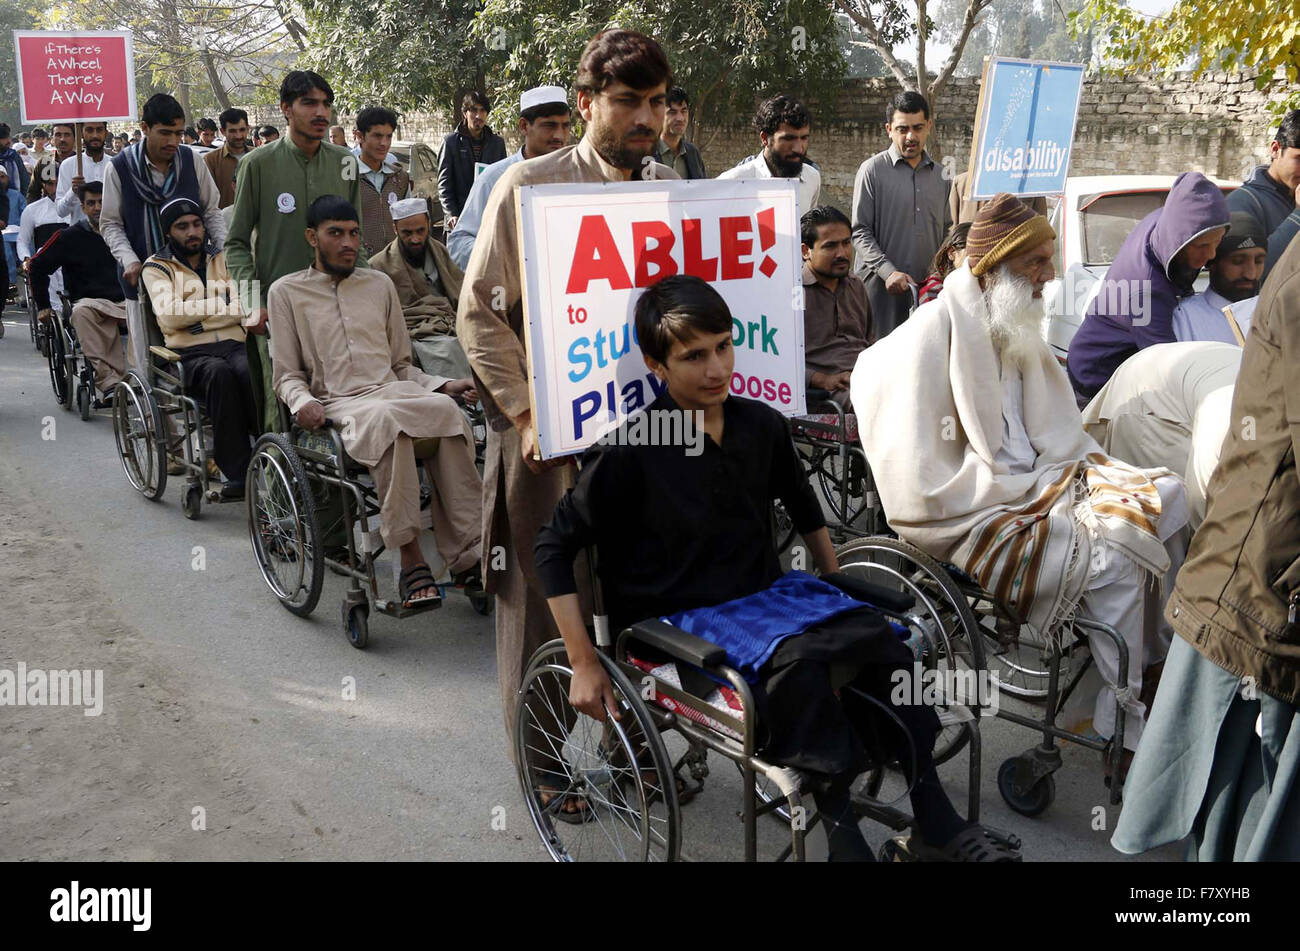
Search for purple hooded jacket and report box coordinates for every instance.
[1066,172,1229,401]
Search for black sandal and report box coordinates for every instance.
[918,824,1023,862]
[399,562,442,609]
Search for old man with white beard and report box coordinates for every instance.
[851,194,1188,783]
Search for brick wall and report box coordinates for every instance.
[243,69,1293,212]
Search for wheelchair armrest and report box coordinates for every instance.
[821,571,915,613]
[149,344,183,364]
[621,619,726,669]
[806,387,832,404]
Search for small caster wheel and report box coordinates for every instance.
[77,383,93,420]
[997,757,1055,817]
[344,601,369,649]
[470,589,493,616]
[182,484,202,520]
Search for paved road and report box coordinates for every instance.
[0,303,1178,862]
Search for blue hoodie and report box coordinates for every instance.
[1067,171,1229,401]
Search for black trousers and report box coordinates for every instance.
[758,608,942,781]
[178,338,257,482]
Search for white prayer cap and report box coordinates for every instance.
[519,85,568,113]
[389,196,428,221]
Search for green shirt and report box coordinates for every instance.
[225,135,367,312]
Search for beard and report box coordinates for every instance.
[318,253,355,278]
[400,241,425,267]
[1211,275,1258,303]
[168,236,203,258]
[590,122,656,171]
[767,149,804,177]
[982,265,1047,366]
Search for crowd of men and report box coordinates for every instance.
[6,25,1300,863]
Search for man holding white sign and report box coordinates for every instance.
[456,28,678,773]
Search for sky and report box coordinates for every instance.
[908,0,1177,74]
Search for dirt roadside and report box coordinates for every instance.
[0,469,340,861]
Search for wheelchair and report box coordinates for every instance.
[777,393,1130,817]
[44,292,122,421]
[111,295,247,520]
[246,407,492,649]
[774,388,883,553]
[23,269,44,354]
[24,221,69,355]
[514,545,1006,862]
[829,533,1131,817]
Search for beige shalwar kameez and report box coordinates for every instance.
[70,298,129,392]
[456,138,678,759]
[268,266,481,570]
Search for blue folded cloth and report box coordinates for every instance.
[662,571,875,683]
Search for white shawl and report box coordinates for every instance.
[850,264,1172,634]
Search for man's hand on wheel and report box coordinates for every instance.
[569,656,620,723]
[123,261,142,288]
[296,400,326,430]
[37,308,54,323]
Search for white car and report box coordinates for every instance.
[1043,175,1236,362]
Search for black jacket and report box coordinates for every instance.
[437,125,507,220]
[29,220,125,311]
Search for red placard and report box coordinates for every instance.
[13,30,137,124]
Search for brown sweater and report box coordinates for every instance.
[371,236,463,337]
[358,162,412,256]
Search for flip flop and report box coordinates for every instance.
[535,770,594,825]
[398,562,442,609]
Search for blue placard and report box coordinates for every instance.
[969,58,1085,200]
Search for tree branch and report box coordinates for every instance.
[929,0,992,103]
[833,0,916,90]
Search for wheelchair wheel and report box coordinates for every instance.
[344,601,369,649]
[182,483,202,520]
[997,757,1055,817]
[247,433,324,617]
[47,321,69,406]
[971,608,1052,700]
[77,383,91,421]
[516,640,680,862]
[60,350,77,413]
[112,375,168,501]
[469,589,493,616]
[834,535,988,767]
[813,447,873,535]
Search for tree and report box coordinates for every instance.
[41,0,301,117]
[832,0,994,110]
[297,0,491,115]
[1075,0,1300,113]
[1,3,40,131]
[934,0,1098,74]
[467,0,848,133]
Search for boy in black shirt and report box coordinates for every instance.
[535,275,1019,861]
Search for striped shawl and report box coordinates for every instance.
[850,263,1172,636]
